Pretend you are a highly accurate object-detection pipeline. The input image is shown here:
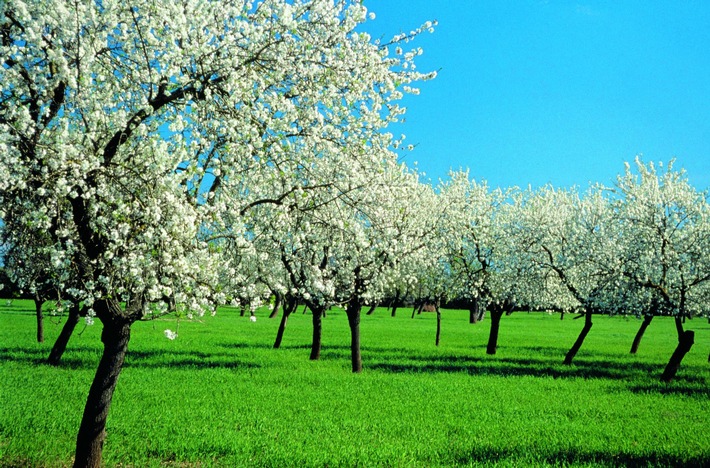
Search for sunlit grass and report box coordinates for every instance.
[1,299,708,466]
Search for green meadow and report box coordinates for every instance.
[1,299,708,467]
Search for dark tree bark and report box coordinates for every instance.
[630,315,654,354]
[73,310,134,468]
[308,304,325,360]
[411,305,416,319]
[563,310,593,365]
[486,309,504,355]
[346,301,363,373]
[365,302,378,316]
[48,303,82,366]
[660,330,695,382]
[390,292,400,317]
[34,294,44,343]
[435,306,441,347]
[674,316,684,341]
[268,292,282,319]
[273,297,297,349]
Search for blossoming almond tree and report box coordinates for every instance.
[438,170,521,354]
[614,159,710,381]
[0,1,432,465]
[511,185,622,365]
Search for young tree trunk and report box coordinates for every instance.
[630,315,654,354]
[660,330,695,382]
[346,301,363,373]
[34,295,44,343]
[269,292,282,319]
[435,307,441,347]
[417,302,424,315]
[73,316,133,468]
[560,311,565,320]
[273,298,296,349]
[309,304,324,360]
[48,303,82,366]
[486,309,504,355]
[563,310,593,365]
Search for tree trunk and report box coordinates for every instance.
[674,316,684,341]
[268,292,282,319]
[560,311,565,320]
[73,317,133,468]
[469,299,480,324]
[365,303,378,316]
[563,310,593,365]
[435,307,441,347]
[273,298,296,349]
[630,315,654,354]
[309,305,324,360]
[34,295,44,343]
[417,302,424,315]
[660,330,695,382]
[48,303,82,366]
[486,309,504,355]
[389,292,401,317]
[346,301,363,373]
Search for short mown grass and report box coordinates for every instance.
[1,299,708,467]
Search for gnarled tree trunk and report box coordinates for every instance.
[563,310,593,365]
[48,303,82,366]
[365,302,378,316]
[73,311,134,468]
[630,314,654,354]
[660,330,694,382]
[273,296,297,349]
[268,292,282,319]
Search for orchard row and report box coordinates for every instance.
[1,1,707,466]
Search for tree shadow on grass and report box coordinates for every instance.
[0,346,259,371]
[367,349,708,393]
[124,349,260,371]
[450,445,710,467]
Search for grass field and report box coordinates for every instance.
[0,299,708,467]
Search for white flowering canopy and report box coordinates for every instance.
[0,0,435,321]
[614,158,710,318]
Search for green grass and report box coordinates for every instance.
[1,299,709,467]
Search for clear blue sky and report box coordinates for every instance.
[364,0,710,190]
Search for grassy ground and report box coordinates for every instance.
[0,299,708,467]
